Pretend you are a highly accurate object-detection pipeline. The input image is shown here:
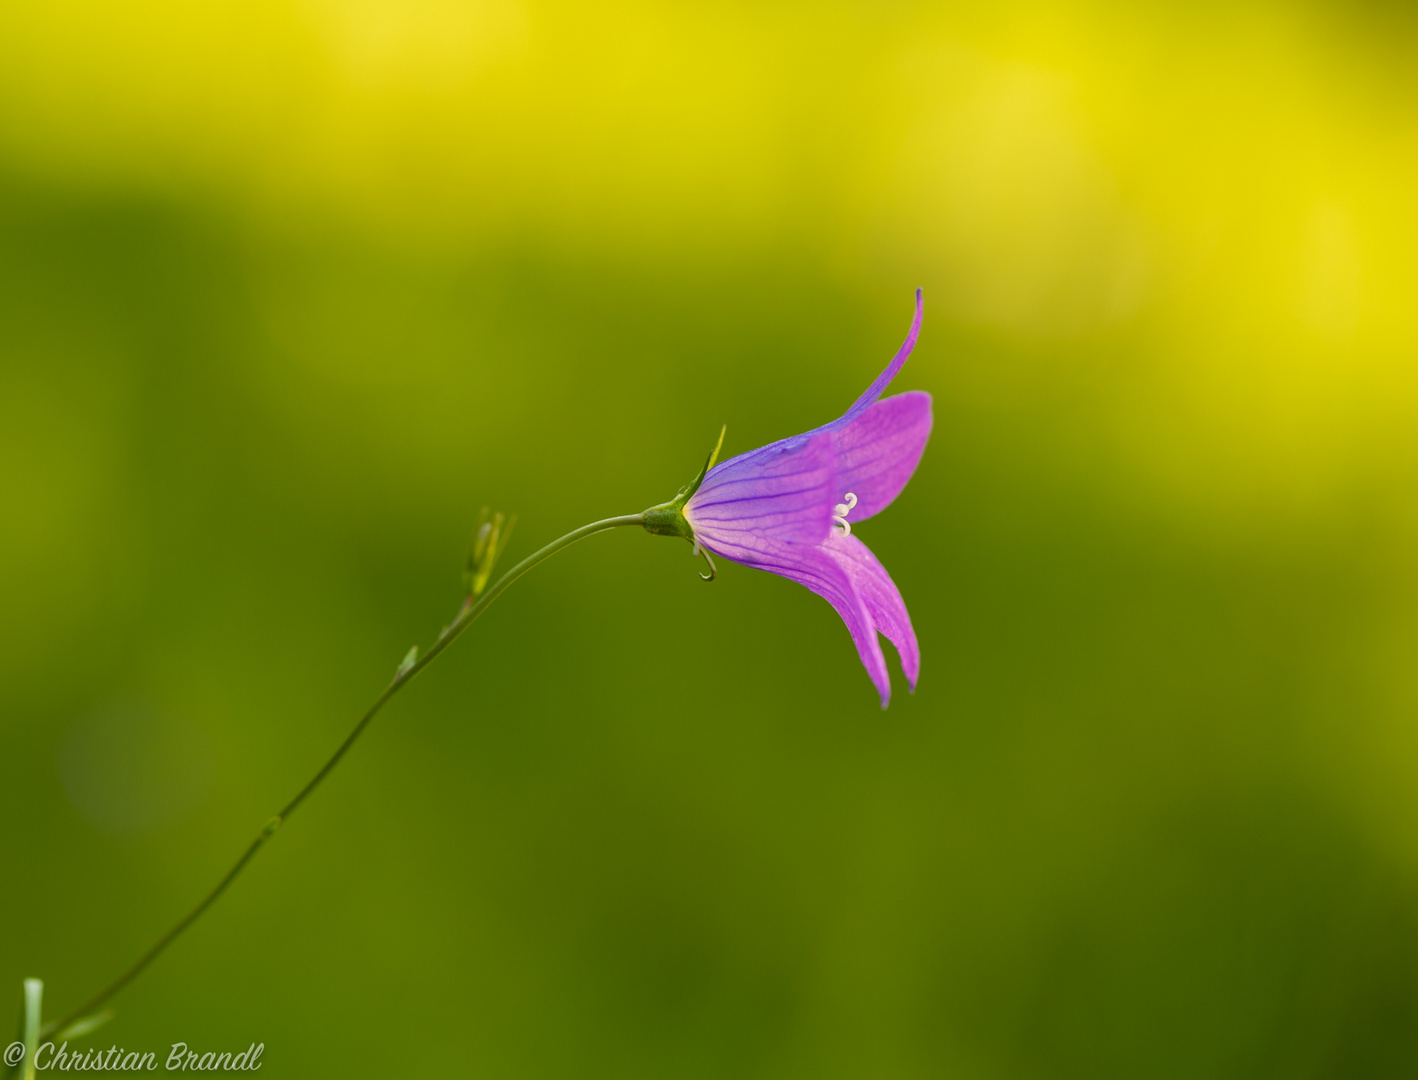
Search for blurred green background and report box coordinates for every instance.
[3,0,1418,1076]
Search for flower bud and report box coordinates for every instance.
[465,508,515,596]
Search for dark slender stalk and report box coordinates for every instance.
[40,513,647,1040]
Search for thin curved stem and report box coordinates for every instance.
[40,512,647,1040]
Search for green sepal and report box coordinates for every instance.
[641,426,725,538]
[640,502,695,538]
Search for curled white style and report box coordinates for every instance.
[832,492,858,536]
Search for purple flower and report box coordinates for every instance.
[683,290,931,707]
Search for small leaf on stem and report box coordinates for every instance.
[54,1010,114,1043]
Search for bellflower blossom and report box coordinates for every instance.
[647,290,931,707]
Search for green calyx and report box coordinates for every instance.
[641,425,726,538]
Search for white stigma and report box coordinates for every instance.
[832,492,858,536]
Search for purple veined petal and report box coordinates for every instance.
[829,390,932,522]
[686,430,835,546]
[821,533,919,691]
[696,533,893,707]
[837,287,923,424]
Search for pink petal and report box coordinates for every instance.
[694,533,894,707]
[829,390,932,522]
[822,533,919,691]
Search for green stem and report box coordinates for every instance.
[40,512,647,1041]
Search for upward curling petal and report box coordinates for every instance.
[839,287,923,422]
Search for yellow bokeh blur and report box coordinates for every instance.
[3,1,1413,522]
